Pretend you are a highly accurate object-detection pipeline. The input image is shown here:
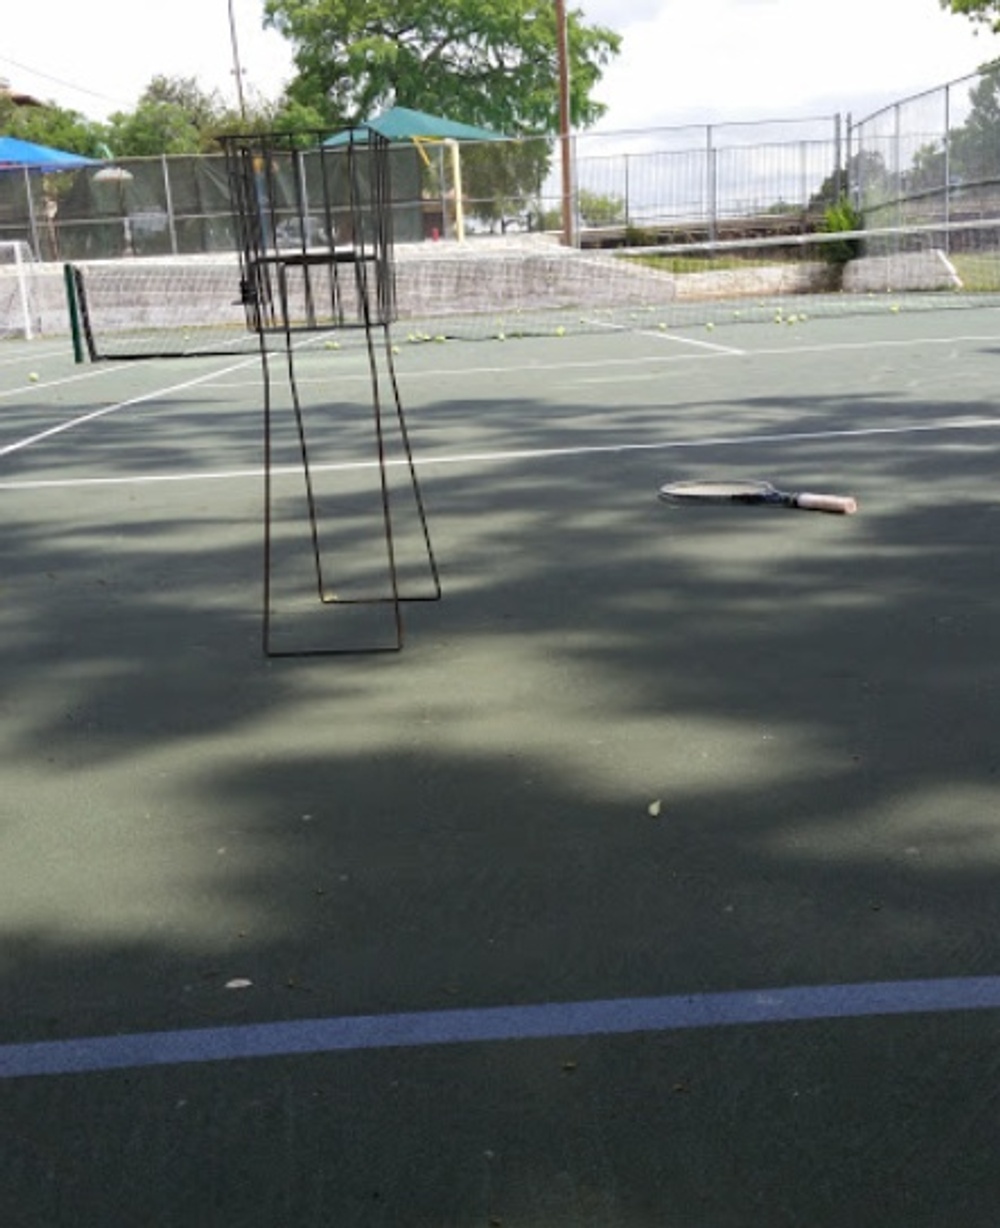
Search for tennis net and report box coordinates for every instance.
[65,217,1000,360]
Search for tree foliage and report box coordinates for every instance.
[948,63,1000,179]
[809,150,892,210]
[0,74,325,161]
[873,63,1000,202]
[100,76,327,154]
[459,138,552,228]
[104,77,217,156]
[263,0,621,134]
[941,0,1000,31]
[0,95,106,158]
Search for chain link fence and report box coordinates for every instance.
[850,66,1000,229]
[5,73,1000,265]
[7,74,1000,343]
[1,117,846,263]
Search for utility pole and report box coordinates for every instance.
[228,0,248,121]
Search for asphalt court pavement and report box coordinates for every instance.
[2,308,1000,1225]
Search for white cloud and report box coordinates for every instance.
[1,0,994,132]
[585,0,994,130]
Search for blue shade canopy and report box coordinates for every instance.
[325,106,506,146]
[0,136,99,171]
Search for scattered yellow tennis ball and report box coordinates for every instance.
[29,372,39,382]
[554,325,566,337]
[705,322,714,331]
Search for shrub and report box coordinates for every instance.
[819,196,864,266]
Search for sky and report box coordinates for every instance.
[2,0,998,133]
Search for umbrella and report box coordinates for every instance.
[0,136,98,172]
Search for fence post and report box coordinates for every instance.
[162,155,179,254]
[706,125,717,243]
[24,168,41,259]
[943,83,951,236]
[893,102,902,227]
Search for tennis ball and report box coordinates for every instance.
[705,322,714,331]
[555,325,566,337]
[890,303,901,314]
[28,372,39,382]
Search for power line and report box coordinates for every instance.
[0,53,131,107]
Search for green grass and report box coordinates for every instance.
[950,251,1000,292]
[620,251,793,274]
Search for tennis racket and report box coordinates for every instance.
[658,479,858,515]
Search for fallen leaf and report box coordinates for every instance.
[225,978,253,990]
[647,799,662,818]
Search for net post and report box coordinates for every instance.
[63,263,86,364]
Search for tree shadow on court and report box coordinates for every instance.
[2,381,1000,1226]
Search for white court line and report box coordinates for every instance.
[0,344,70,369]
[588,317,746,355]
[0,354,260,459]
[174,329,1000,392]
[0,363,134,400]
[3,415,999,493]
[359,331,1000,384]
[3,327,998,467]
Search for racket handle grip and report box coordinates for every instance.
[794,492,858,515]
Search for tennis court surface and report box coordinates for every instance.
[2,304,1000,1225]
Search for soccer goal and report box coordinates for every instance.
[0,240,41,340]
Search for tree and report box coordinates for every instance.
[809,150,893,210]
[263,0,621,135]
[577,188,625,227]
[459,138,552,230]
[100,76,327,155]
[104,76,236,155]
[0,95,106,157]
[941,0,1000,30]
[948,63,1000,181]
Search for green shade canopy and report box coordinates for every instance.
[325,106,506,146]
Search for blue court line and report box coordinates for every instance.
[4,977,1000,1080]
